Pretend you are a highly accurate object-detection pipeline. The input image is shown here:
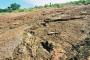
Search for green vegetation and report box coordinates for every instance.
[43,3,64,8]
[70,0,90,5]
[7,3,20,11]
[0,0,90,13]
[0,3,20,13]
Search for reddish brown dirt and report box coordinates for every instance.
[0,5,90,60]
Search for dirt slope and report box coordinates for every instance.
[0,5,90,60]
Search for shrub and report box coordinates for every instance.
[8,3,20,10]
[71,0,90,5]
[0,3,20,13]
[43,3,64,8]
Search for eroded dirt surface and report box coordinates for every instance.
[0,5,90,60]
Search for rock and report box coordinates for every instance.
[44,14,84,23]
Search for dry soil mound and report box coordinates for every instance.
[0,5,90,60]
